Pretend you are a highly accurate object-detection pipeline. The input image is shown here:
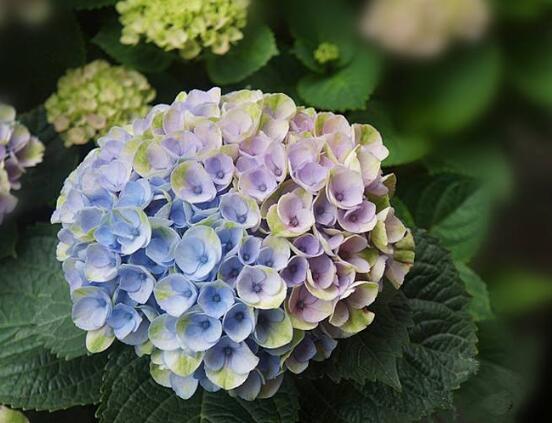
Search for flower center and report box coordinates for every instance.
[297,300,305,311]
[258,183,267,192]
[265,260,273,267]
[200,320,211,330]
[216,170,225,179]
[212,294,221,303]
[230,268,240,278]
[199,255,209,264]
[289,264,297,274]
[252,282,263,293]
[312,272,320,281]
[315,206,325,216]
[274,167,282,177]
[289,216,299,227]
[224,346,233,357]
[235,311,244,321]
[237,214,247,224]
[242,253,250,261]
[192,185,203,195]
[335,192,344,202]
[349,214,358,222]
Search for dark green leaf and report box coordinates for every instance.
[0,226,87,361]
[401,44,501,134]
[456,263,494,322]
[93,20,174,73]
[297,232,478,422]
[452,321,524,423]
[350,105,431,166]
[297,48,382,112]
[17,107,79,212]
[98,348,299,423]
[0,347,106,411]
[206,25,278,85]
[399,174,490,262]
[287,0,356,73]
[307,289,412,390]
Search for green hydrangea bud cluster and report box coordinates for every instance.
[116,0,250,59]
[45,60,155,147]
[314,42,340,64]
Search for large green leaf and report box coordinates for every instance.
[307,289,412,390]
[399,174,490,262]
[349,106,431,166]
[0,347,107,411]
[206,25,278,85]
[451,321,524,423]
[401,44,501,134]
[17,107,79,213]
[97,349,299,423]
[287,0,356,73]
[297,231,478,422]
[456,263,494,322]
[0,226,86,360]
[93,20,174,73]
[297,48,382,112]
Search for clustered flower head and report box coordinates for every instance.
[116,0,249,59]
[52,87,414,401]
[361,0,490,57]
[45,60,155,147]
[0,103,44,223]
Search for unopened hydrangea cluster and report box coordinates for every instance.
[45,60,155,147]
[52,88,414,401]
[0,104,44,223]
[116,0,249,59]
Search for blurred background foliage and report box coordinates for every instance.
[1,0,551,421]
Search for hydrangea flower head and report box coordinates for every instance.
[116,0,250,59]
[52,87,414,400]
[361,0,490,57]
[0,103,44,223]
[45,60,155,147]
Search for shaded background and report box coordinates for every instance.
[1,0,552,421]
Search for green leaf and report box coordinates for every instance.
[0,11,85,111]
[399,173,490,262]
[349,105,431,166]
[307,289,413,390]
[452,321,524,423]
[287,0,356,73]
[0,226,87,361]
[402,44,501,134]
[494,0,552,20]
[98,348,300,423]
[509,28,552,109]
[241,51,305,104]
[206,25,278,85]
[0,347,107,411]
[297,48,382,112]
[0,221,18,260]
[425,142,513,202]
[16,107,79,213]
[297,231,478,422]
[456,263,494,322]
[93,20,174,73]
[489,269,552,316]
